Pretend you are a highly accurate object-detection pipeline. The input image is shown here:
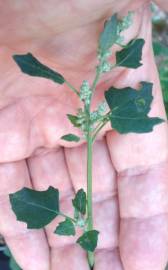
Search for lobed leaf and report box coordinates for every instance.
[77,230,99,252]
[13,53,65,84]
[54,218,75,236]
[9,186,59,229]
[72,189,87,215]
[105,81,164,134]
[61,134,80,142]
[99,14,118,54]
[116,39,145,68]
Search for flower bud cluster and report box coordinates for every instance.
[98,50,112,61]
[97,101,108,115]
[99,62,113,73]
[90,101,108,124]
[90,111,99,122]
[116,12,133,45]
[76,108,86,129]
[98,48,113,74]
[76,218,85,228]
[80,80,92,105]
[76,108,89,138]
[117,12,133,34]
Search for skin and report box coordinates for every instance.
[0,0,168,269]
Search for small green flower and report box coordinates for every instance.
[100,61,113,73]
[80,80,91,105]
[97,101,108,115]
[76,218,85,228]
[98,49,112,61]
[116,12,133,45]
[90,111,99,122]
[117,11,133,34]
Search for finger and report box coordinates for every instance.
[95,248,124,270]
[65,139,119,250]
[0,160,50,270]
[51,245,90,270]
[118,162,168,218]
[120,213,168,270]
[27,147,74,198]
[118,163,168,270]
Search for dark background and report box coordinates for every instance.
[0,250,10,270]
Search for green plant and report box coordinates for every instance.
[152,4,168,117]
[9,13,164,269]
[153,41,168,116]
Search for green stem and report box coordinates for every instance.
[85,60,111,269]
[65,80,80,96]
[85,62,105,269]
[92,111,111,142]
[91,67,101,94]
[87,131,93,230]
[92,120,108,143]
[86,128,94,269]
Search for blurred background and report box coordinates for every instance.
[0,2,168,270]
[152,3,168,117]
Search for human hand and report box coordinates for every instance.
[0,1,168,270]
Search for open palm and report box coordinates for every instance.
[0,1,168,269]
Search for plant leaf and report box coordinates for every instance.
[153,41,168,57]
[116,39,145,68]
[61,134,80,142]
[72,189,86,215]
[158,62,168,104]
[99,14,118,54]
[54,218,75,236]
[164,102,168,117]
[105,81,164,134]
[67,114,81,127]
[76,230,99,252]
[9,186,59,229]
[13,53,65,84]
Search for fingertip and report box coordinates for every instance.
[51,245,90,270]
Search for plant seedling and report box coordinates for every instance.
[9,12,164,269]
